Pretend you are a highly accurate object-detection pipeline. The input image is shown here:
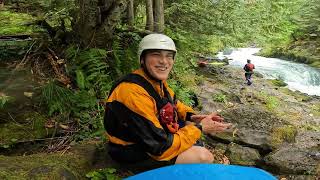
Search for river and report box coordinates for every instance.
[218,48,320,96]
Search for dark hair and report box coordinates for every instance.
[247,59,251,63]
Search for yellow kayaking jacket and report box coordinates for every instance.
[105,68,201,161]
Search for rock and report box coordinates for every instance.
[277,175,319,180]
[294,131,320,149]
[27,166,77,180]
[264,144,320,175]
[221,106,284,132]
[0,142,121,179]
[225,143,261,166]
[209,128,272,152]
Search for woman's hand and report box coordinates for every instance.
[191,112,224,123]
[200,114,232,134]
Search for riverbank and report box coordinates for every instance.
[260,38,320,69]
[195,64,320,179]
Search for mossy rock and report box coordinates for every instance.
[270,79,287,87]
[225,143,261,166]
[270,125,298,148]
[0,40,32,61]
[0,144,96,179]
[0,113,51,148]
[0,10,39,36]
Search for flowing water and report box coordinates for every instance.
[218,48,320,96]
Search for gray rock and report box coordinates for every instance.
[225,143,261,166]
[264,144,320,175]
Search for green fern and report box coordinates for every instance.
[68,48,113,97]
[112,33,140,76]
[41,80,73,116]
[76,69,86,89]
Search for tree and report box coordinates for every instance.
[153,0,164,32]
[145,0,154,31]
[0,0,4,8]
[72,0,128,48]
[127,0,134,26]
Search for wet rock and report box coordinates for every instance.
[225,143,261,166]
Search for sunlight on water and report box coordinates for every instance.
[217,48,320,96]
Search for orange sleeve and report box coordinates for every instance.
[151,124,201,161]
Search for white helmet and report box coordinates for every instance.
[138,34,177,60]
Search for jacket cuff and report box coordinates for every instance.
[186,112,195,121]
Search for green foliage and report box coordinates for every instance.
[41,81,73,116]
[271,78,288,87]
[111,31,141,77]
[0,94,13,108]
[294,0,320,36]
[40,80,105,140]
[66,46,112,97]
[167,79,195,107]
[212,93,227,103]
[86,168,121,180]
[259,91,280,110]
[42,0,76,31]
[165,0,302,51]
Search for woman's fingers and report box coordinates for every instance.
[202,120,232,134]
[208,112,224,122]
[191,114,207,123]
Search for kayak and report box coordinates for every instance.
[126,164,276,180]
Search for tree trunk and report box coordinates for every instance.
[153,0,164,33]
[0,0,4,8]
[127,0,134,26]
[145,0,154,31]
[73,0,128,48]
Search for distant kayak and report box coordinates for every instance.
[126,164,276,180]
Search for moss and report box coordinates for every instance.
[212,93,227,103]
[311,103,320,117]
[270,79,287,87]
[0,10,40,35]
[271,125,298,147]
[258,91,280,111]
[0,152,90,179]
[300,123,320,132]
[0,113,50,147]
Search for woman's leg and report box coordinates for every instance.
[175,146,214,164]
